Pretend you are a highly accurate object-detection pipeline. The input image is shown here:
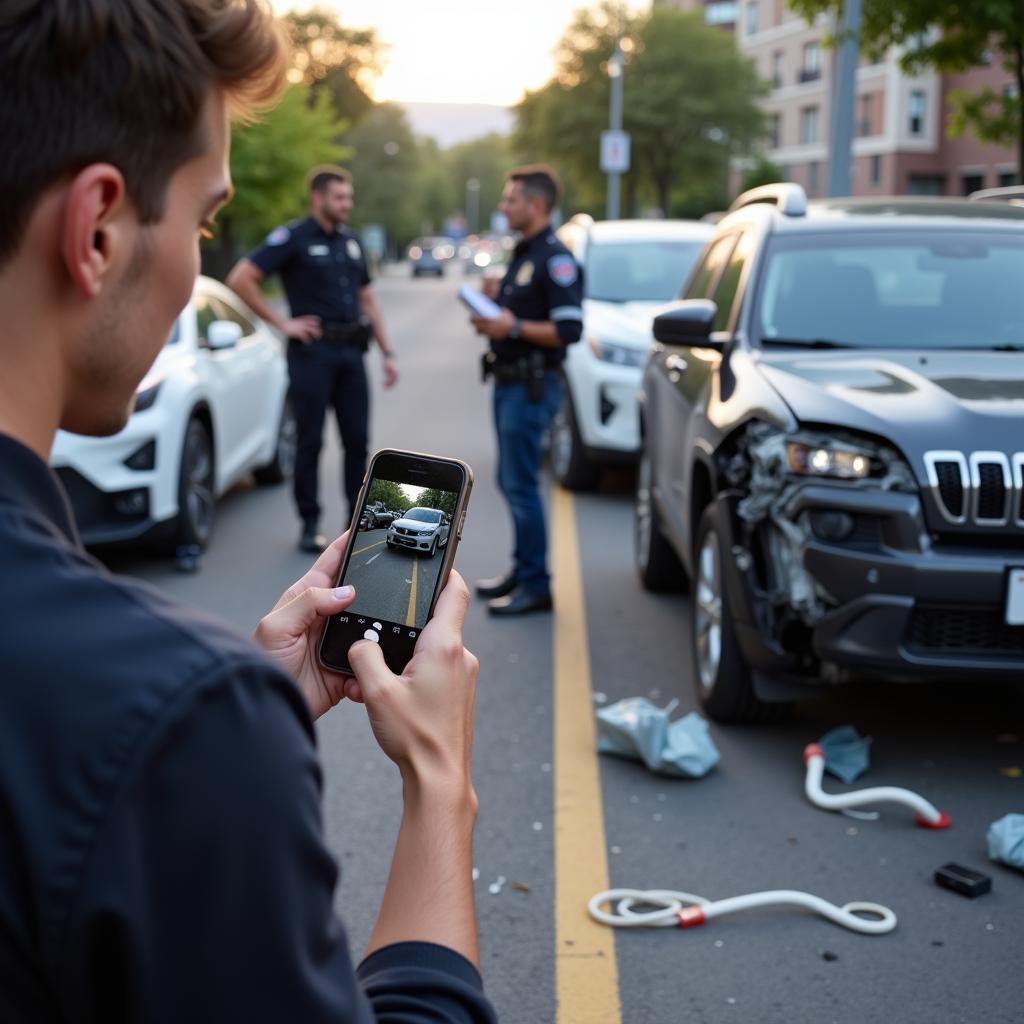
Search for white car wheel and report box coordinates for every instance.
[176,417,216,547]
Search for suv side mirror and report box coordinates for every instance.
[207,319,243,349]
[653,300,719,347]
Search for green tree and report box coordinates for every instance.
[515,3,767,217]
[790,0,1024,182]
[285,8,382,125]
[417,488,458,518]
[203,86,349,279]
[740,155,786,193]
[444,133,515,234]
[366,479,412,512]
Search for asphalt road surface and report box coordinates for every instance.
[345,529,444,627]
[103,263,1023,1024]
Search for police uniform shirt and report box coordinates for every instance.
[495,229,584,366]
[0,432,496,1024]
[248,217,371,324]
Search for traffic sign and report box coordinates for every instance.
[600,130,631,174]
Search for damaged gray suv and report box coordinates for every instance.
[636,183,1024,721]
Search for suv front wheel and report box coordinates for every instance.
[692,509,779,723]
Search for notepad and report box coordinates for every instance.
[458,285,502,320]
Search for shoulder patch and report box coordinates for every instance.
[346,237,362,260]
[265,226,291,246]
[548,254,578,287]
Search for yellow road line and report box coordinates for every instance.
[405,556,419,626]
[551,486,620,1024]
[353,538,387,557]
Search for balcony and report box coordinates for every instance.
[798,68,822,84]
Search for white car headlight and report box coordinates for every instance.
[586,336,647,368]
[786,438,873,480]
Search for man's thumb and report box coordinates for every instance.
[346,639,392,693]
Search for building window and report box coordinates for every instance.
[1004,81,1020,100]
[857,93,873,137]
[745,0,758,36]
[909,90,926,135]
[800,41,821,83]
[998,170,1019,187]
[705,2,738,26]
[906,173,945,196]
[800,106,819,144]
[772,50,784,88]
[808,161,819,194]
[961,173,984,196]
[870,154,882,186]
[770,112,782,149]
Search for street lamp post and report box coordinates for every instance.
[826,0,861,196]
[606,34,624,220]
[466,177,481,235]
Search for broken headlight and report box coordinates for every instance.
[786,435,874,480]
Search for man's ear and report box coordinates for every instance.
[61,164,128,299]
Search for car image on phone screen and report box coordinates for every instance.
[319,449,473,675]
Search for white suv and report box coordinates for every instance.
[552,217,713,489]
[387,507,450,557]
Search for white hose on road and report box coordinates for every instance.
[803,743,951,829]
[589,888,896,935]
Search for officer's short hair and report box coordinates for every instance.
[0,0,288,269]
[309,166,353,194]
[506,164,563,213]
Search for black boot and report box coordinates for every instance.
[475,569,519,599]
[299,521,327,554]
[488,587,553,617]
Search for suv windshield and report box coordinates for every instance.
[755,230,1024,349]
[587,240,705,303]
[404,508,442,523]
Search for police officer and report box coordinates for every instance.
[228,165,398,553]
[471,165,583,616]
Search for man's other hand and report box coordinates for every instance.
[282,314,322,343]
[382,353,399,388]
[345,571,478,785]
[471,308,515,340]
[254,532,353,719]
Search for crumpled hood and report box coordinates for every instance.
[583,298,666,348]
[756,348,1024,462]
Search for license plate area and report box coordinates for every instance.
[1006,567,1024,625]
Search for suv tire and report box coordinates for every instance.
[692,509,782,723]
[634,450,686,592]
[175,417,216,548]
[551,393,601,491]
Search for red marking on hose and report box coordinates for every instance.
[803,743,825,764]
[915,811,952,830]
[676,907,706,928]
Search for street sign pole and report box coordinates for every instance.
[606,33,624,220]
[827,0,861,196]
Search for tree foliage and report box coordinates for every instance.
[515,3,766,217]
[366,478,412,512]
[790,0,1024,180]
[417,488,458,518]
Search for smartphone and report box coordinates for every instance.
[318,448,473,675]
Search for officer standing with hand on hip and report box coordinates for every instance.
[228,166,398,553]
[471,165,583,616]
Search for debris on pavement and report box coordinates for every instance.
[511,881,531,893]
[596,698,719,778]
[987,813,1024,870]
[818,725,872,784]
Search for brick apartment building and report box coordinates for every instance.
[659,0,1020,197]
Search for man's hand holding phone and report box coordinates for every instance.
[343,571,479,785]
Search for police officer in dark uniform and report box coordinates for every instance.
[228,166,398,553]
[471,165,583,616]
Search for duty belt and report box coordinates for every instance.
[319,319,371,347]
[481,351,558,401]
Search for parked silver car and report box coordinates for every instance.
[386,507,450,556]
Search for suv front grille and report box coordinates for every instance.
[924,451,1022,527]
[907,606,1024,658]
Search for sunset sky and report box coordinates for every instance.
[276,1,637,107]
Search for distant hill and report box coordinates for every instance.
[400,101,513,149]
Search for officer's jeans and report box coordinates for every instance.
[287,340,368,525]
[493,373,563,596]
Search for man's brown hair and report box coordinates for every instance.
[506,164,563,213]
[0,0,288,266]
[308,165,353,194]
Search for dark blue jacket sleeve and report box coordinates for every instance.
[542,253,584,344]
[248,224,297,277]
[55,662,495,1024]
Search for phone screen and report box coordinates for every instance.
[319,451,469,674]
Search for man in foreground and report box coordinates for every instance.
[0,2,493,1021]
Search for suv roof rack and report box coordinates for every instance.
[728,182,808,217]
[968,185,1024,205]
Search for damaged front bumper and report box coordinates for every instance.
[717,428,1024,686]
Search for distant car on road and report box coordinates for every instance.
[387,507,450,556]
[51,276,294,553]
[408,236,456,277]
[552,216,714,489]
[360,501,398,530]
[636,183,1024,721]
